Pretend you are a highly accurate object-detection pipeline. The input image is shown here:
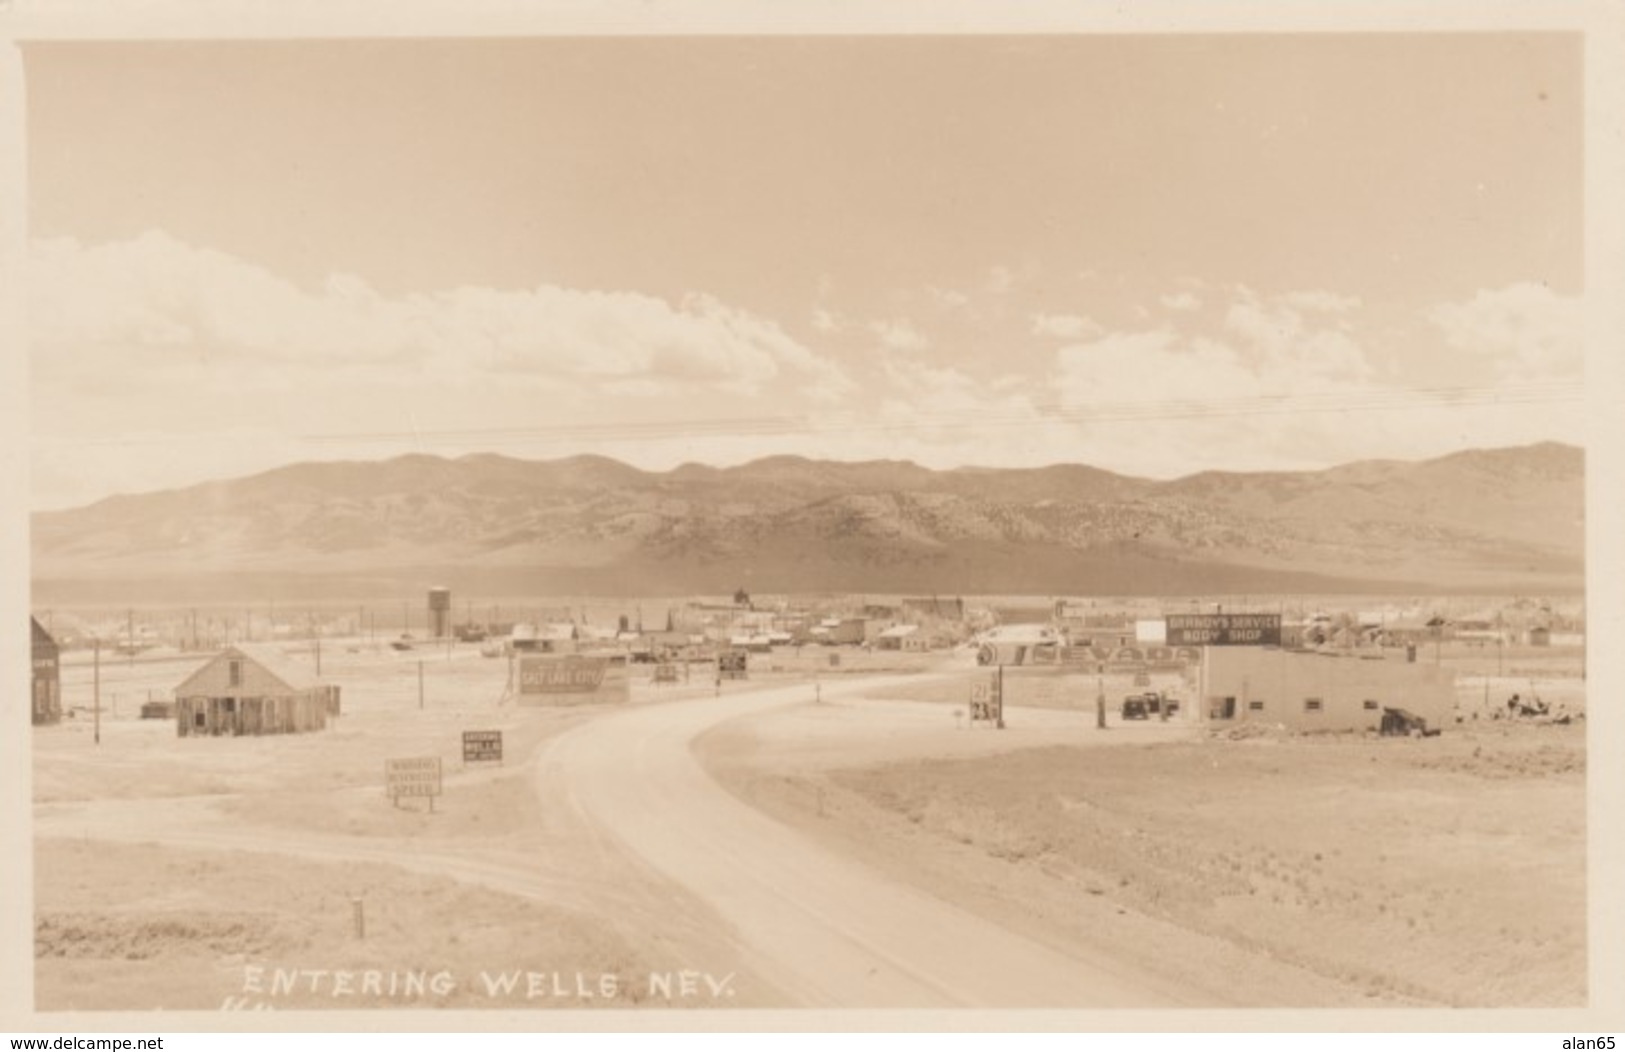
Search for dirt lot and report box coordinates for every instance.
[35,840,663,1011]
[699,695,1586,1008]
[33,636,1588,1011]
[32,643,774,1011]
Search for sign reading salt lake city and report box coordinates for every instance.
[517,654,631,705]
[1164,613,1283,647]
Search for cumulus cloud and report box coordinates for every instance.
[1428,283,1582,383]
[1040,286,1584,477]
[1223,292,1373,387]
[1159,291,1201,312]
[984,265,1018,296]
[871,318,929,352]
[1282,289,1362,313]
[1030,313,1103,340]
[28,231,852,399]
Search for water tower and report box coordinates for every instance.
[428,587,452,638]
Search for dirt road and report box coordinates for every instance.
[536,676,1188,1008]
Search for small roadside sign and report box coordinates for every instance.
[969,676,1003,725]
[386,755,442,810]
[462,730,503,764]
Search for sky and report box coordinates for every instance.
[19,34,1585,510]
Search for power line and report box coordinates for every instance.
[295,381,1584,447]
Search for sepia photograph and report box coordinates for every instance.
[3,2,1623,1039]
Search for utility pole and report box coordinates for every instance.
[93,638,101,746]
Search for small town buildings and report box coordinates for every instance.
[1201,647,1454,733]
[828,617,884,646]
[511,622,577,654]
[31,617,62,726]
[903,596,964,621]
[874,624,920,651]
[173,643,338,738]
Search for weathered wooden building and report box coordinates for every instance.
[173,643,338,738]
[31,617,62,726]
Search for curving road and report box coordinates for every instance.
[536,677,1188,1009]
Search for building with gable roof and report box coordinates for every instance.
[172,642,338,737]
[31,617,62,726]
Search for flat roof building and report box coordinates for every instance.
[1202,647,1455,733]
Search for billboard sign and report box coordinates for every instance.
[462,730,502,764]
[1164,613,1282,647]
[517,655,630,705]
[386,756,442,800]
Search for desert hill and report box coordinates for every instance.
[30,443,1584,601]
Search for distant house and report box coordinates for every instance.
[512,622,577,654]
[1452,619,1503,643]
[828,617,885,646]
[874,624,920,651]
[31,617,62,726]
[992,605,1052,626]
[173,643,338,738]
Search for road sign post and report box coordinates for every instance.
[461,730,503,766]
[386,756,442,811]
[970,671,1004,728]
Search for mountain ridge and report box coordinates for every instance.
[32,443,1584,599]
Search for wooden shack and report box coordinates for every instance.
[31,617,62,726]
[173,643,338,738]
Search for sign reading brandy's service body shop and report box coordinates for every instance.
[386,756,442,799]
[462,730,503,763]
[517,655,630,705]
[1164,613,1282,647]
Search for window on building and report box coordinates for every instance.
[1304,697,1323,712]
[1362,699,1379,711]
[1248,700,1265,711]
[228,660,241,687]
